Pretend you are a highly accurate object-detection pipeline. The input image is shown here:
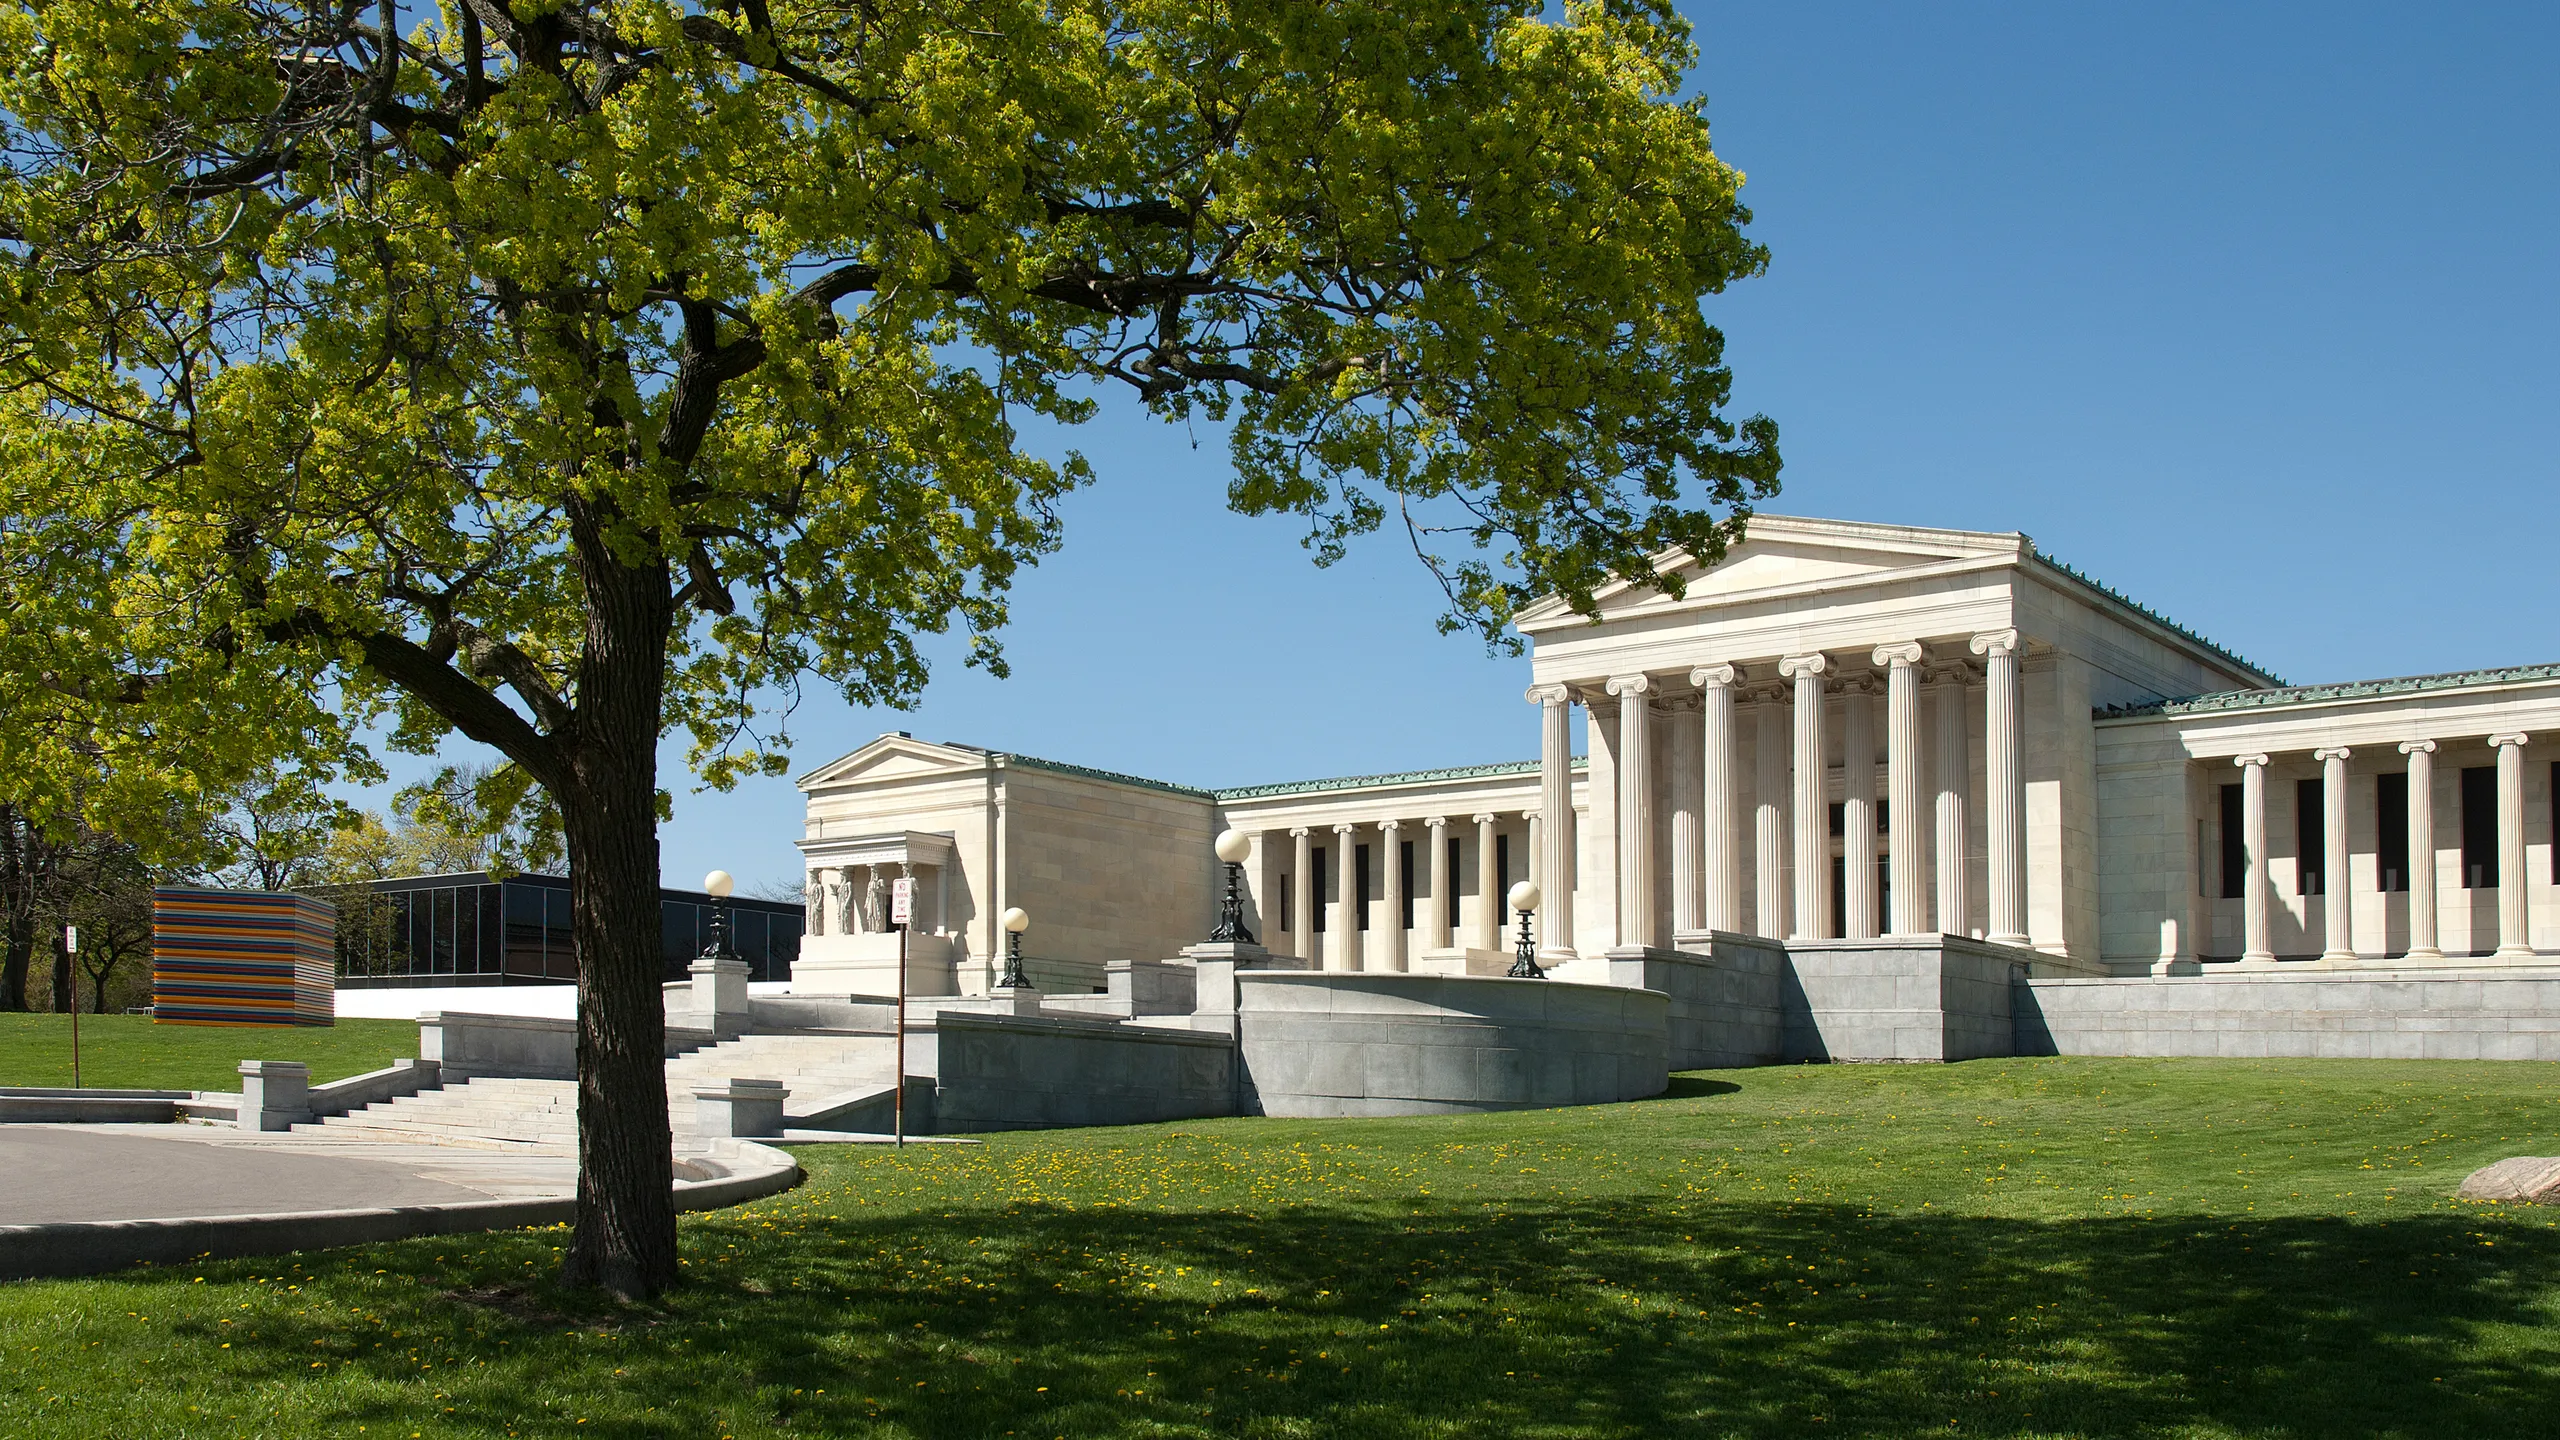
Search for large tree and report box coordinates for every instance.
[0,0,1779,1296]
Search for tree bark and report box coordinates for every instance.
[49,929,71,1014]
[0,806,31,1013]
[556,496,681,1300]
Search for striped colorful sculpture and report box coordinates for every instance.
[152,887,337,1027]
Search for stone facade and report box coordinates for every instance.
[793,514,2560,1045]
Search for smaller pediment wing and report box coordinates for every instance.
[794,734,987,791]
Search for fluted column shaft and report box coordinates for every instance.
[1423,816,1451,950]
[1877,644,1928,935]
[1934,667,1970,936]
[1694,665,1740,931]
[1531,686,1578,959]
[1973,630,2028,946]
[1671,697,1703,935]
[1330,822,1361,972]
[2236,755,2274,967]
[1780,653,1831,941]
[1609,674,1657,949]
[2314,747,2354,964]
[1377,819,1406,971]
[1291,828,1315,963]
[1473,813,1501,951]
[1841,678,1878,939]
[2494,733,2533,958]
[1753,692,1788,939]
[2401,741,2440,959]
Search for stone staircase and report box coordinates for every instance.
[301,1029,907,1149]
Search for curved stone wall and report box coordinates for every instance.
[1235,972,1669,1118]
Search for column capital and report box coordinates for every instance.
[1690,661,1739,689]
[1968,628,2021,658]
[1332,821,1359,836]
[1871,640,1926,668]
[1604,673,1653,697]
[2491,732,2531,750]
[2233,753,2270,770]
[1423,815,1449,829]
[2399,739,2436,755]
[1524,682,1575,706]
[1379,818,1404,833]
[1471,812,1498,825]
[1777,652,1829,679]
[1289,826,1312,838]
[1519,809,1539,823]
[2312,747,2352,763]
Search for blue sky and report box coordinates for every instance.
[367,4,2560,892]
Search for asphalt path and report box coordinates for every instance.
[0,1127,493,1225]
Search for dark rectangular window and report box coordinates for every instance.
[2553,763,2560,883]
[1496,833,1511,893]
[1875,798,1889,835]
[432,887,457,973]
[2219,783,2245,899]
[2296,777,2325,896]
[1312,847,1327,933]
[544,887,576,978]
[1355,843,1372,930]
[1399,840,1416,930]
[2377,772,2410,892]
[1446,838,1463,927]
[1827,802,1845,839]
[2462,766,2498,889]
[1279,875,1290,934]
[1828,854,1845,936]
[504,883,546,975]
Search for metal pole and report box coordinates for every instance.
[894,920,906,1148]
[65,924,80,1089]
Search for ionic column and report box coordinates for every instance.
[1422,816,1451,951]
[1330,822,1362,972]
[1841,675,1878,939]
[1607,674,1657,949]
[2401,741,2440,959]
[2493,733,2534,958]
[1753,689,1788,939]
[1377,819,1406,971]
[2314,747,2354,964]
[1291,827,1315,964]
[1933,665,1970,936]
[1473,812,1501,951]
[1529,684,1577,960]
[1875,643,1928,936]
[1670,694,1703,935]
[1778,653,1831,941]
[1693,664,1741,932]
[1971,629,2028,947]
[2236,754,2274,968]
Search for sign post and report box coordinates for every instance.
[63,925,79,1089]
[890,878,913,1147]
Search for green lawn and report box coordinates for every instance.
[6,1057,2560,1437]
[0,1013,421,1092]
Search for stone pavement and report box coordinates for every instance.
[0,1123,581,1226]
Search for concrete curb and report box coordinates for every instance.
[0,1142,802,1282]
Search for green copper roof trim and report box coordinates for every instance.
[1214,756,1587,802]
[988,751,1219,800]
[2097,661,2560,720]
[2026,547,2284,686]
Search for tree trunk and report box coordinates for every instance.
[0,805,27,1012]
[556,502,681,1300]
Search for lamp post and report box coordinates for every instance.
[999,906,1032,989]
[1507,880,1544,979]
[701,869,736,962]
[1208,829,1257,944]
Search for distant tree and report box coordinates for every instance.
[0,0,1778,1295]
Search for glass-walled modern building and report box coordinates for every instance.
[329,871,803,986]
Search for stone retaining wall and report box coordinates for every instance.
[1235,971,1667,1117]
[1780,937,2041,1062]
[2016,966,2560,1059]
[931,1011,1234,1132]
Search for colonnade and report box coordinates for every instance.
[2227,732,2535,965]
[1281,812,1530,971]
[805,861,945,935]
[1542,630,2033,955]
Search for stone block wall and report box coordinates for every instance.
[2015,966,2560,1060]
[931,1011,1235,1132]
[1646,933,1787,1068]
[1235,971,1668,1117]
[1780,937,2034,1062]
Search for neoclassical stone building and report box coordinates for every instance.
[796,514,2560,997]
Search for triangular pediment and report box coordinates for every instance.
[1516,515,2027,630]
[794,733,988,791]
